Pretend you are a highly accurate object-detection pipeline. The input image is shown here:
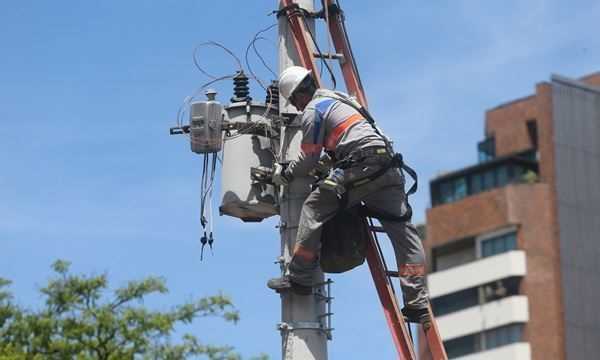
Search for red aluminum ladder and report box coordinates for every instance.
[279,1,448,359]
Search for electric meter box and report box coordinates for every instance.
[189,90,223,154]
[220,102,279,222]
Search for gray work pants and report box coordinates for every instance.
[288,165,429,309]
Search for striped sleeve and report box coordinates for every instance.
[287,104,329,178]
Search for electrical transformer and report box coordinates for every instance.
[219,101,279,222]
[189,90,223,154]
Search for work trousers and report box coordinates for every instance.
[288,164,429,309]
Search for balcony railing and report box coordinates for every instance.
[428,250,526,299]
[436,295,529,341]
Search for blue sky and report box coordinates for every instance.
[1,0,599,358]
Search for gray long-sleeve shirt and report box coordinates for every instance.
[286,89,386,179]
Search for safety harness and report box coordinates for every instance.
[317,93,419,223]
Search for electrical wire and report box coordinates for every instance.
[181,40,244,130]
[244,23,278,90]
[245,37,270,91]
[199,152,219,260]
[177,40,248,259]
[176,74,235,129]
[300,9,337,89]
[178,37,283,254]
[193,41,243,79]
[335,0,365,92]
[253,37,277,79]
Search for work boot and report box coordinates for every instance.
[267,276,312,296]
[402,306,432,330]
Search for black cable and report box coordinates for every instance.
[245,37,269,90]
[299,10,337,89]
[208,153,217,252]
[253,37,277,78]
[245,23,277,90]
[193,41,243,79]
[335,0,365,92]
[251,23,278,76]
[200,154,209,228]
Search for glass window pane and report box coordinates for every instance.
[484,325,522,351]
[513,165,524,181]
[500,236,508,253]
[486,330,497,349]
[455,177,467,200]
[482,241,491,257]
[432,287,479,316]
[481,232,518,257]
[492,238,503,255]
[445,334,477,359]
[508,324,522,342]
[506,233,516,250]
[483,170,495,190]
[440,182,453,204]
[497,166,508,186]
[471,173,482,194]
[496,327,505,347]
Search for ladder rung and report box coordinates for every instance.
[385,271,399,278]
[313,52,345,61]
[369,226,385,233]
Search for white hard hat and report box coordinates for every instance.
[279,66,312,101]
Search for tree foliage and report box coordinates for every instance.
[0,260,266,360]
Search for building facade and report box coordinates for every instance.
[420,72,600,359]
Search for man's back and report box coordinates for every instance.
[308,89,386,160]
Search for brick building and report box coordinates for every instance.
[420,72,600,359]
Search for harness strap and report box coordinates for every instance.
[313,93,418,223]
[337,153,418,222]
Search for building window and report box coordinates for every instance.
[483,170,495,189]
[480,232,517,258]
[496,165,508,186]
[430,151,539,206]
[432,237,476,272]
[432,287,479,316]
[432,277,522,317]
[482,277,521,303]
[444,324,523,358]
[440,177,468,204]
[445,334,480,359]
[484,323,523,350]
[478,137,495,163]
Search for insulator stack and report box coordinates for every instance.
[265,80,279,110]
[231,71,251,102]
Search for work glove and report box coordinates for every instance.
[309,153,334,179]
[272,163,290,186]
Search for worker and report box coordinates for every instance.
[267,66,431,326]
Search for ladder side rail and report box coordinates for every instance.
[425,306,448,360]
[280,0,323,87]
[323,3,448,358]
[280,2,444,358]
[365,220,417,360]
[323,0,368,107]
[322,1,417,356]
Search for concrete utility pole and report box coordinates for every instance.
[277,1,329,359]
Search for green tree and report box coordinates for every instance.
[0,260,267,360]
